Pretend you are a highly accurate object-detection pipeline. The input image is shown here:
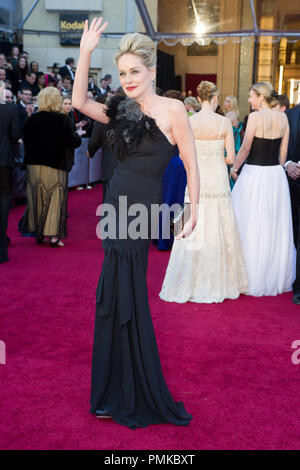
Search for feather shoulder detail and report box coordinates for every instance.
[105,95,162,160]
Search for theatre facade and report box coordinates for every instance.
[157,0,300,118]
[1,0,299,119]
[19,0,156,89]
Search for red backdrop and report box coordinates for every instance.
[186,74,217,96]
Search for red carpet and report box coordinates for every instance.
[1,184,300,450]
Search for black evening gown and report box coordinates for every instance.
[90,96,192,429]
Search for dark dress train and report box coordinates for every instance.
[90,95,192,429]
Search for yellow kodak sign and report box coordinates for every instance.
[60,20,85,31]
[60,14,87,44]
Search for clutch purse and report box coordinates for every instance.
[170,203,191,237]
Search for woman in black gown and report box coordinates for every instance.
[72,18,200,429]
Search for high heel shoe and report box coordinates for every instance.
[49,237,65,247]
[95,409,111,419]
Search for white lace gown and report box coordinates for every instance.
[159,138,248,304]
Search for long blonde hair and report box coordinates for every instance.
[225,95,240,119]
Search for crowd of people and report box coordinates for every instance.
[0,47,114,102]
[1,42,300,308]
[0,46,116,255]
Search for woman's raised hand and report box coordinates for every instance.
[80,17,108,53]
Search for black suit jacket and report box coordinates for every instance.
[58,65,74,82]
[88,121,118,182]
[286,104,300,162]
[88,84,101,96]
[0,103,22,167]
[17,102,29,131]
[20,79,39,97]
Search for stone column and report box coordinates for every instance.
[237,0,255,120]
[216,0,241,106]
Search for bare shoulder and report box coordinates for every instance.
[223,115,233,127]
[247,111,257,123]
[270,108,289,125]
[279,110,289,124]
[211,111,228,126]
[156,95,186,114]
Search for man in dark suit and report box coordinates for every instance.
[17,86,33,129]
[20,71,39,97]
[0,96,22,262]
[13,86,33,202]
[61,76,72,97]
[103,74,112,93]
[285,103,300,304]
[97,78,108,99]
[88,75,101,96]
[59,58,75,83]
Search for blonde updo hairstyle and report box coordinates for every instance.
[114,32,156,70]
[197,81,219,102]
[250,81,279,108]
[37,86,62,112]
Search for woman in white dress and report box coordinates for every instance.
[159,81,248,303]
[230,81,295,296]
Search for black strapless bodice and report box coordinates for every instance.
[118,130,177,179]
[108,132,176,205]
[247,136,281,166]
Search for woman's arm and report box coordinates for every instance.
[224,117,235,165]
[231,112,256,174]
[72,17,109,123]
[171,100,200,239]
[279,113,290,167]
